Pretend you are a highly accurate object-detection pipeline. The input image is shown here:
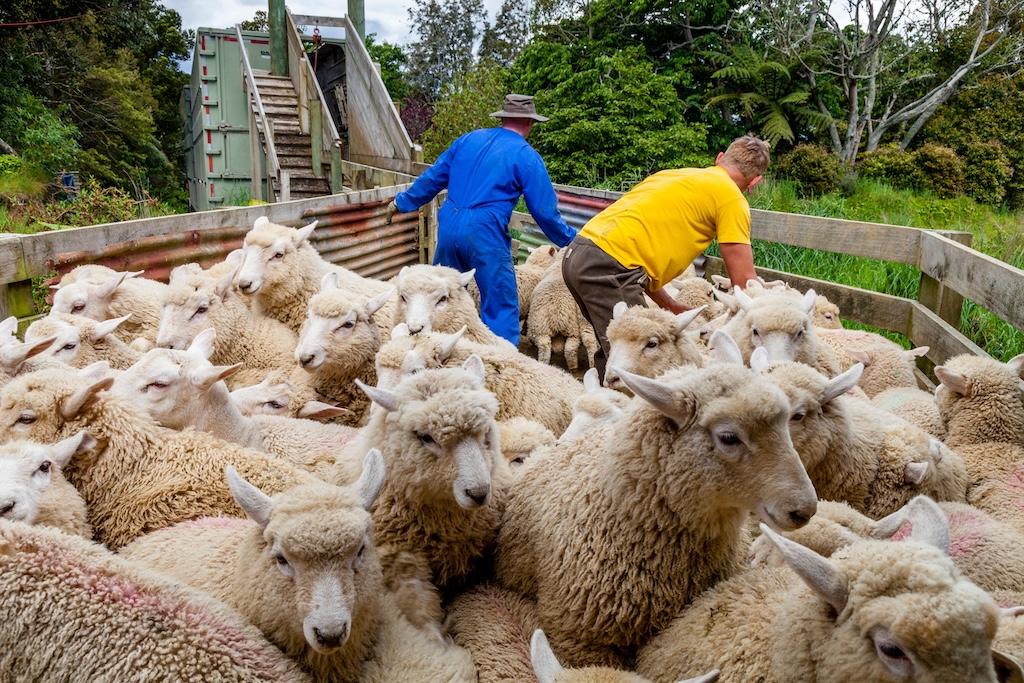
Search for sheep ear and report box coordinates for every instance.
[713,290,738,313]
[530,630,564,683]
[292,221,318,246]
[612,301,628,320]
[89,314,131,343]
[1007,354,1024,379]
[759,523,848,615]
[711,274,732,291]
[253,216,270,229]
[935,366,971,397]
[612,366,694,426]
[904,461,929,485]
[214,271,235,300]
[320,271,339,292]
[296,401,351,420]
[399,265,409,278]
[904,346,929,361]
[0,316,18,338]
[439,326,467,362]
[749,347,770,373]
[993,650,1024,683]
[800,289,817,315]
[821,363,863,403]
[61,376,114,419]
[188,328,217,360]
[0,336,58,369]
[78,360,111,382]
[355,448,386,510]
[355,379,399,412]
[225,248,244,267]
[49,430,98,469]
[904,495,949,555]
[391,323,411,338]
[872,503,910,540]
[845,349,872,366]
[462,354,486,381]
[225,466,273,528]
[583,368,601,393]
[708,330,744,366]
[733,287,753,312]
[93,272,129,301]
[674,305,707,333]
[366,288,394,318]
[459,269,476,288]
[191,363,242,392]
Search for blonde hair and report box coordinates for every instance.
[721,136,771,179]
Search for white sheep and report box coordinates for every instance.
[527,250,600,370]
[0,363,316,550]
[373,325,582,436]
[872,385,947,439]
[516,244,558,322]
[603,302,707,392]
[752,353,968,517]
[25,312,138,369]
[394,263,515,348]
[636,510,1012,682]
[0,519,314,682]
[51,266,166,347]
[557,368,632,444]
[230,370,349,420]
[121,450,477,683]
[499,416,556,468]
[0,332,63,387]
[294,273,395,425]
[670,277,724,325]
[816,328,929,397]
[0,431,95,537]
[335,358,508,591]
[234,217,393,333]
[494,336,818,668]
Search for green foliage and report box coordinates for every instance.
[0,162,49,209]
[856,145,918,190]
[406,0,486,99]
[961,142,1012,206]
[33,179,140,228]
[913,143,964,199]
[773,144,840,197]
[420,63,509,162]
[0,93,81,176]
[512,43,709,186]
[0,155,22,176]
[479,0,535,67]
[240,11,269,31]
[365,34,410,102]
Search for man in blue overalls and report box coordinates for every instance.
[385,94,576,346]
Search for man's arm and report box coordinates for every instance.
[518,151,576,248]
[719,242,757,291]
[394,142,457,213]
[646,283,692,314]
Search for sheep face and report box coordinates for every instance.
[0,369,110,445]
[605,306,704,391]
[25,314,129,369]
[0,437,82,524]
[814,296,842,329]
[395,265,474,335]
[27,318,83,365]
[51,271,129,322]
[295,291,383,371]
[235,219,317,296]
[157,272,233,350]
[231,374,297,417]
[110,350,188,427]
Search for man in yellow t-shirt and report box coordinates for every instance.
[562,135,770,381]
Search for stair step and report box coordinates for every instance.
[261,95,298,106]
[275,143,313,155]
[262,105,300,117]
[254,75,292,84]
[278,155,315,167]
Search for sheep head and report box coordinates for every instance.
[935,353,1024,446]
[295,278,391,371]
[157,266,237,350]
[0,431,95,525]
[394,264,476,336]
[730,288,818,364]
[51,270,134,321]
[0,366,113,445]
[235,217,318,296]
[25,313,131,368]
[605,303,706,391]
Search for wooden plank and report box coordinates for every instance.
[906,301,988,365]
[331,147,344,194]
[918,230,971,328]
[750,210,924,266]
[290,14,348,28]
[310,100,323,178]
[919,231,1024,332]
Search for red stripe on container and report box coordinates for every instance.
[210,182,214,197]
[202,65,207,76]
[207,131,212,144]
[208,155,214,172]
[251,39,269,44]
[201,35,205,50]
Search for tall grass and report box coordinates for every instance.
[738,177,1024,360]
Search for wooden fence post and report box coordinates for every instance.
[310,101,323,178]
[331,146,344,194]
[917,230,972,376]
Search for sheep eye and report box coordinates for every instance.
[791,412,806,422]
[339,320,355,330]
[796,328,804,340]
[400,295,407,303]
[147,381,169,391]
[71,303,86,313]
[38,460,51,473]
[17,415,36,425]
[751,327,760,338]
[825,313,834,321]
[271,252,284,260]
[417,432,436,446]
[717,432,740,446]
[645,339,658,349]
[268,401,284,410]
[879,643,906,660]
[437,295,448,304]
[357,543,365,559]
[195,305,208,315]
[62,343,77,350]
[274,553,289,567]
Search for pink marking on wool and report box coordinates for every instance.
[891,507,984,557]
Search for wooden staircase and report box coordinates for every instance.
[251,73,331,200]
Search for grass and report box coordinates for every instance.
[736,177,1024,360]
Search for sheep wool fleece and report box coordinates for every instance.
[394,127,576,345]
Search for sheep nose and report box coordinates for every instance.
[0,501,15,516]
[464,485,490,507]
[603,374,620,388]
[313,625,347,650]
[789,502,817,528]
[407,324,423,335]
[238,280,254,293]
[299,353,315,368]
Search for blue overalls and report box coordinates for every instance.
[394,127,576,345]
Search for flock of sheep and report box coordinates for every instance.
[1,214,1024,682]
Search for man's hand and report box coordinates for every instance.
[384,200,398,224]
[647,285,693,314]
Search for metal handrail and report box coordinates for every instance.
[236,24,281,181]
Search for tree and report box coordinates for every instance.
[240,11,269,31]
[365,34,410,101]
[420,62,509,161]
[479,0,535,66]
[405,0,486,99]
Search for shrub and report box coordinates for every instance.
[961,142,1013,206]
[773,144,840,197]
[857,145,917,190]
[913,143,964,199]
[0,155,22,176]
[33,179,138,228]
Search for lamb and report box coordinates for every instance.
[373,325,582,436]
[0,431,94,537]
[814,292,843,328]
[25,312,140,370]
[121,451,477,683]
[872,386,947,439]
[234,216,393,333]
[157,261,300,387]
[0,364,316,550]
[111,333,358,474]
[719,287,841,376]
[635,511,1013,682]
[51,266,167,347]
[0,519,314,683]
[557,368,632,444]
[230,370,349,420]
[750,496,1024,594]
[499,417,556,468]
[395,263,515,348]
[602,302,707,392]
[670,277,723,325]
[527,251,600,370]
[752,353,968,517]
[335,358,509,591]
[816,328,929,397]
[294,273,395,425]
[516,244,558,321]
[494,336,818,668]
[0,332,63,386]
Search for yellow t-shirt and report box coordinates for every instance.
[580,166,751,291]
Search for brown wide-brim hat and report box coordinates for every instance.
[489,94,549,122]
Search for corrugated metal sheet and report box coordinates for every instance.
[46,198,419,292]
[513,190,615,263]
